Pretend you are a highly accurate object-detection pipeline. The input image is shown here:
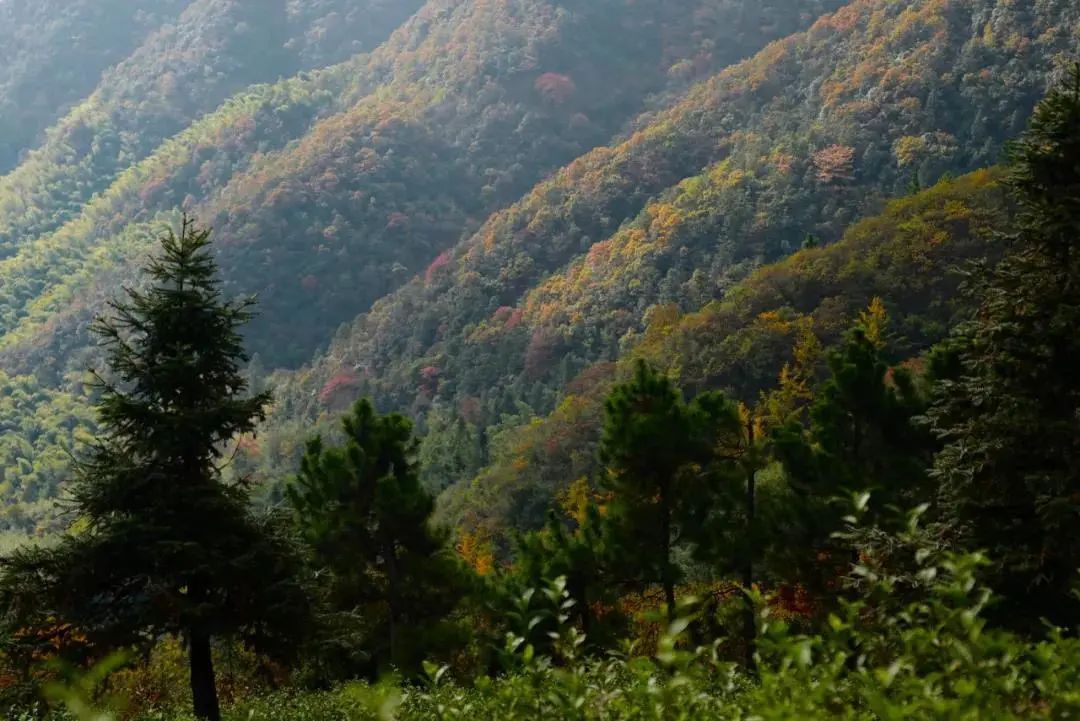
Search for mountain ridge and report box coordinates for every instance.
[260,0,1075,466]
[0,0,842,529]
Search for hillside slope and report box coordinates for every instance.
[0,0,425,256]
[435,168,1009,539]
[0,0,836,529]
[0,0,190,172]
[263,0,1075,479]
[0,0,839,369]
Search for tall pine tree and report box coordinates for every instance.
[598,360,743,619]
[288,399,466,679]
[513,503,616,647]
[930,66,1080,627]
[0,218,310,721]
[773,309,933,592]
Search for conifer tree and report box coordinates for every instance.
[929,66,1080,627]
[598,361,742,619]
[288,399,465,678]
[0,218,309,721]
[417,407,483,494]
[773,309,932,589]
[514,504,614,646]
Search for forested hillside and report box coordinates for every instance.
[256,0,1078,501]
[4,2,1080,720]
[0,0,841,527]
[0,0,425,255]
[435,168,1009,539]
[0,0,190,172]
[1,0,837,367]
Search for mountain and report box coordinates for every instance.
[434,168,1009,538]
[0,0,425,256]
[0,0,839,530]
[0,0,840,370]
[0,0,1075,535]
[254,0,1077,498]
[0,0,189,173]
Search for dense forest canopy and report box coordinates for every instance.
[0,0,845,526]
[0,1,1079,719]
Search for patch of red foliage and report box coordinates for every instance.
[319,371,359,404]
[425,250,452,284]
[535,72,576,104]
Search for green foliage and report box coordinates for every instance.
[929,64,1080,629]
[599,360,744,616]
[0,0,190,173]
[771,322,935,590]
[272,0,1075,504]
[0,370,96,530]
[288,400,468,680]
[47,540,1080,720]
[509,507,622,651]
[0,220,310,721]
[416,408,483,496]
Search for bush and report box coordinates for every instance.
[36,540,1080,721]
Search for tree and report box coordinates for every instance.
[417,406,483,494]
[773,309,933,591]
[683,399,771,670]
[288,399,466,679]
[0,218,310,721]
[598,360,742,619]
[929,67,1080,628]
[513,502,617,650]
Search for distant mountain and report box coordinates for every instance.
[0,0,189,172]
[434,168,1009,539]
[258,0,1076,497]
[0,0,837,529]
[0,0,424,255]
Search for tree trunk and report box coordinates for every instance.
[580,585,592,640]
[743,425,758,672]
[660,485,676,622]
[384,539,402,668]
[743,418,760,673]
[189,628,221,721]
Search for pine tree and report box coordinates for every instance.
[929,66,1080,627]
[514,503,616,648]
[417,407,483,494]
[598,360,742,619]
[288,399,466,678]
[773,310,932,590]
[0,218,310,721]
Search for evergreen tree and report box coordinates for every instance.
[513,503,617,648]
[598,360,742,619]
[907,172,923,195]
[417,407,483,494]
[929,67,1080,627]
[288,399,466,679]
[0,219,310,721]
[773,310,932,590]
[684,400,770,669]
